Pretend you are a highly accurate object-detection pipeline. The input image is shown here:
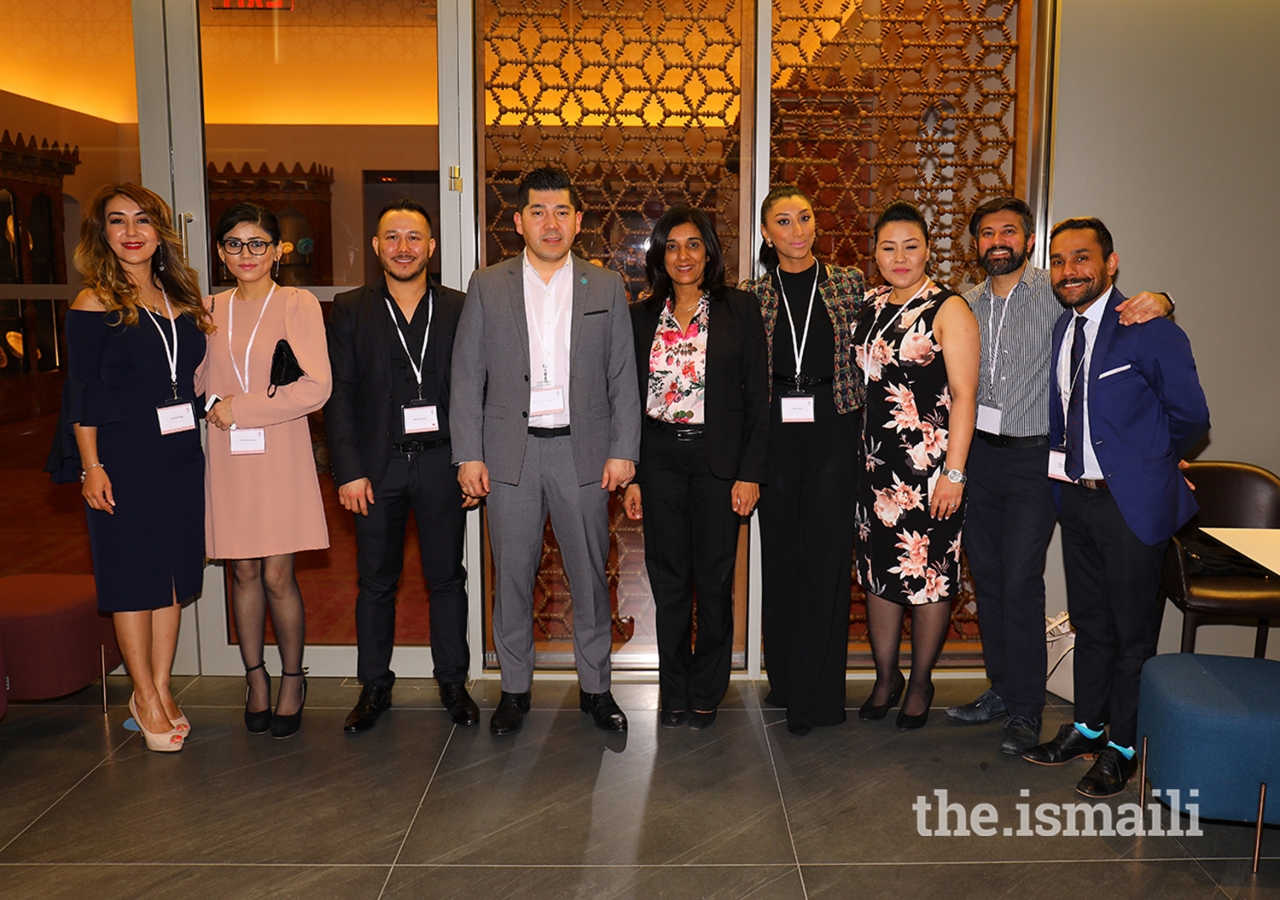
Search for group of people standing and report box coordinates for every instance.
[48,168,1210,802]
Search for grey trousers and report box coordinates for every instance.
[486,433,613,693]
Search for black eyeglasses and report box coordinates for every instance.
[220,238,276,256]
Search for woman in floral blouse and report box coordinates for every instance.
[852,200,980,729]
[624,207,769,729]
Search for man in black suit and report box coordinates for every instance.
[325,199,479,732]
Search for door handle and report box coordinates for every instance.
[178,212,195,262]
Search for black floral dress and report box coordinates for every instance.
[853,283,964,606]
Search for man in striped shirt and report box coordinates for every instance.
[944,197,1171,755]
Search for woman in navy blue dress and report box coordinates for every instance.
[48,184,212,752]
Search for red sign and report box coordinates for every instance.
[211,0,294,9]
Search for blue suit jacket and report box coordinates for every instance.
[1048,289,1210,545]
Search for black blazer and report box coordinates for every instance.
[324,278,465,490]
[630,286,769,484]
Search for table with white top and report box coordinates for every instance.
[1200,527,1280,577]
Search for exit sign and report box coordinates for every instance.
[212,0,294,9]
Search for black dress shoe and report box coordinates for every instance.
[896,682,935,730]
[490,691,531,735]
[660,709,688,728]
[858,670,906,720]
[344,683,392,734]
[787,720,812,738]
[1000,715,1042,756]
[944,688,1007,724]
[439,682,480,727]
[1022,723,1108,765]
[580,690,627,732]
[687,709,717,730]
[1076,746,1137,798]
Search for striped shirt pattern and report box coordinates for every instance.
[962,265,1061,438]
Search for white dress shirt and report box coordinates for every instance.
[1056,286,1112,480]
[522,250,574,428]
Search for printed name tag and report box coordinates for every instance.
[1048,449,1072,482]
[403,403,440,434]
[156,400,196,435]
[530,385,566,416]
[230,427,267,455]
[977,404,1002,435]
[780,394,815,423]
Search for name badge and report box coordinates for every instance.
[230,427,267,455]
[156,399,196,435]
[977,404,1002,435]
[780,394,815,423]
[403,401,439,434]
[530,385,566,416]
[1048,449,1072,482]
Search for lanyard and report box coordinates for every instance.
[1063,315,1090,399]
[528,284,566,385]
[142,290,180,399]
[985,287,1013,399]
[860,280,933,382]
[385,293,433,399]
[227,282,277,395]
[777,262,821,376]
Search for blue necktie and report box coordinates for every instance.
[1064,316,1088,481]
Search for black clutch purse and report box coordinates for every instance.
[267,339,305,397]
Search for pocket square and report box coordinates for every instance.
[1098,364,1132,379]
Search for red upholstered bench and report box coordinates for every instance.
[0,575,121,705]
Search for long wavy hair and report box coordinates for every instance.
[74,183,213,335]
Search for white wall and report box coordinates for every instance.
[1051,0,1280,659]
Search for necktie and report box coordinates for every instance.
[1064,315,1089,481]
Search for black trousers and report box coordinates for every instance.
[759,388,859,728]
[963,438,1058,718]
[353,446,468,687]
[641,424,740,711]
[1059,483,1167,748]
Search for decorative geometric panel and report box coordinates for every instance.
[770,0,1022,286]
[480,0,747,298]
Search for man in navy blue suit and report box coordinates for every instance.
[1022,217,1210,798]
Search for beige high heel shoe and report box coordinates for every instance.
[129,693,184,753]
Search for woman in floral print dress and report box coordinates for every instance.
[852,201,980,729]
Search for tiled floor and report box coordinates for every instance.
[1,676,1274,900]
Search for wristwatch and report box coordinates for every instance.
[943,467,967,484]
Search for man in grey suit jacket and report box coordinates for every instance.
[452,167,641,735]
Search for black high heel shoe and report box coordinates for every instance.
[896,682,936,730]
[244,662,272,735]
[270,670,307,740]
[858,670,906,720]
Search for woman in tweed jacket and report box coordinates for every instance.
[740,186,869,736]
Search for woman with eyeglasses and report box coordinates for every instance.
[48,183,211,752]
[196,202,332,739]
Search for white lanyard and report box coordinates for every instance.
[985,288,1013,399]
[528,287,566,385]
[142,290,180,399]
[385,293,433,399]
[1063,316,1091,400]
[778,262,821,376]
[227,282,277,395]
[860,280,933,382]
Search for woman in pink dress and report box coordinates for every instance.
[196,203,332,739]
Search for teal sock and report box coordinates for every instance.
[1074,722,1104,739]
[1108,741,1135,759]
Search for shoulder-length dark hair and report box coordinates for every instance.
[642,206,726,312]
[74,183,213,334]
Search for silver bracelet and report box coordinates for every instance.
[81,462,104,483]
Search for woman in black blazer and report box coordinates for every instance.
[623,207,769,729]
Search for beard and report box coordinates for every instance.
[1052,275,1106,309]
[979,244,1029,277]
[380,254,429,282]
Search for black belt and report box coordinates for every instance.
[1075,477,1109,491]
[392,437,450,453]
[773,373,834,387]
[645,417,706,441]
[528,426,571,438]
[977,431,1050,449]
